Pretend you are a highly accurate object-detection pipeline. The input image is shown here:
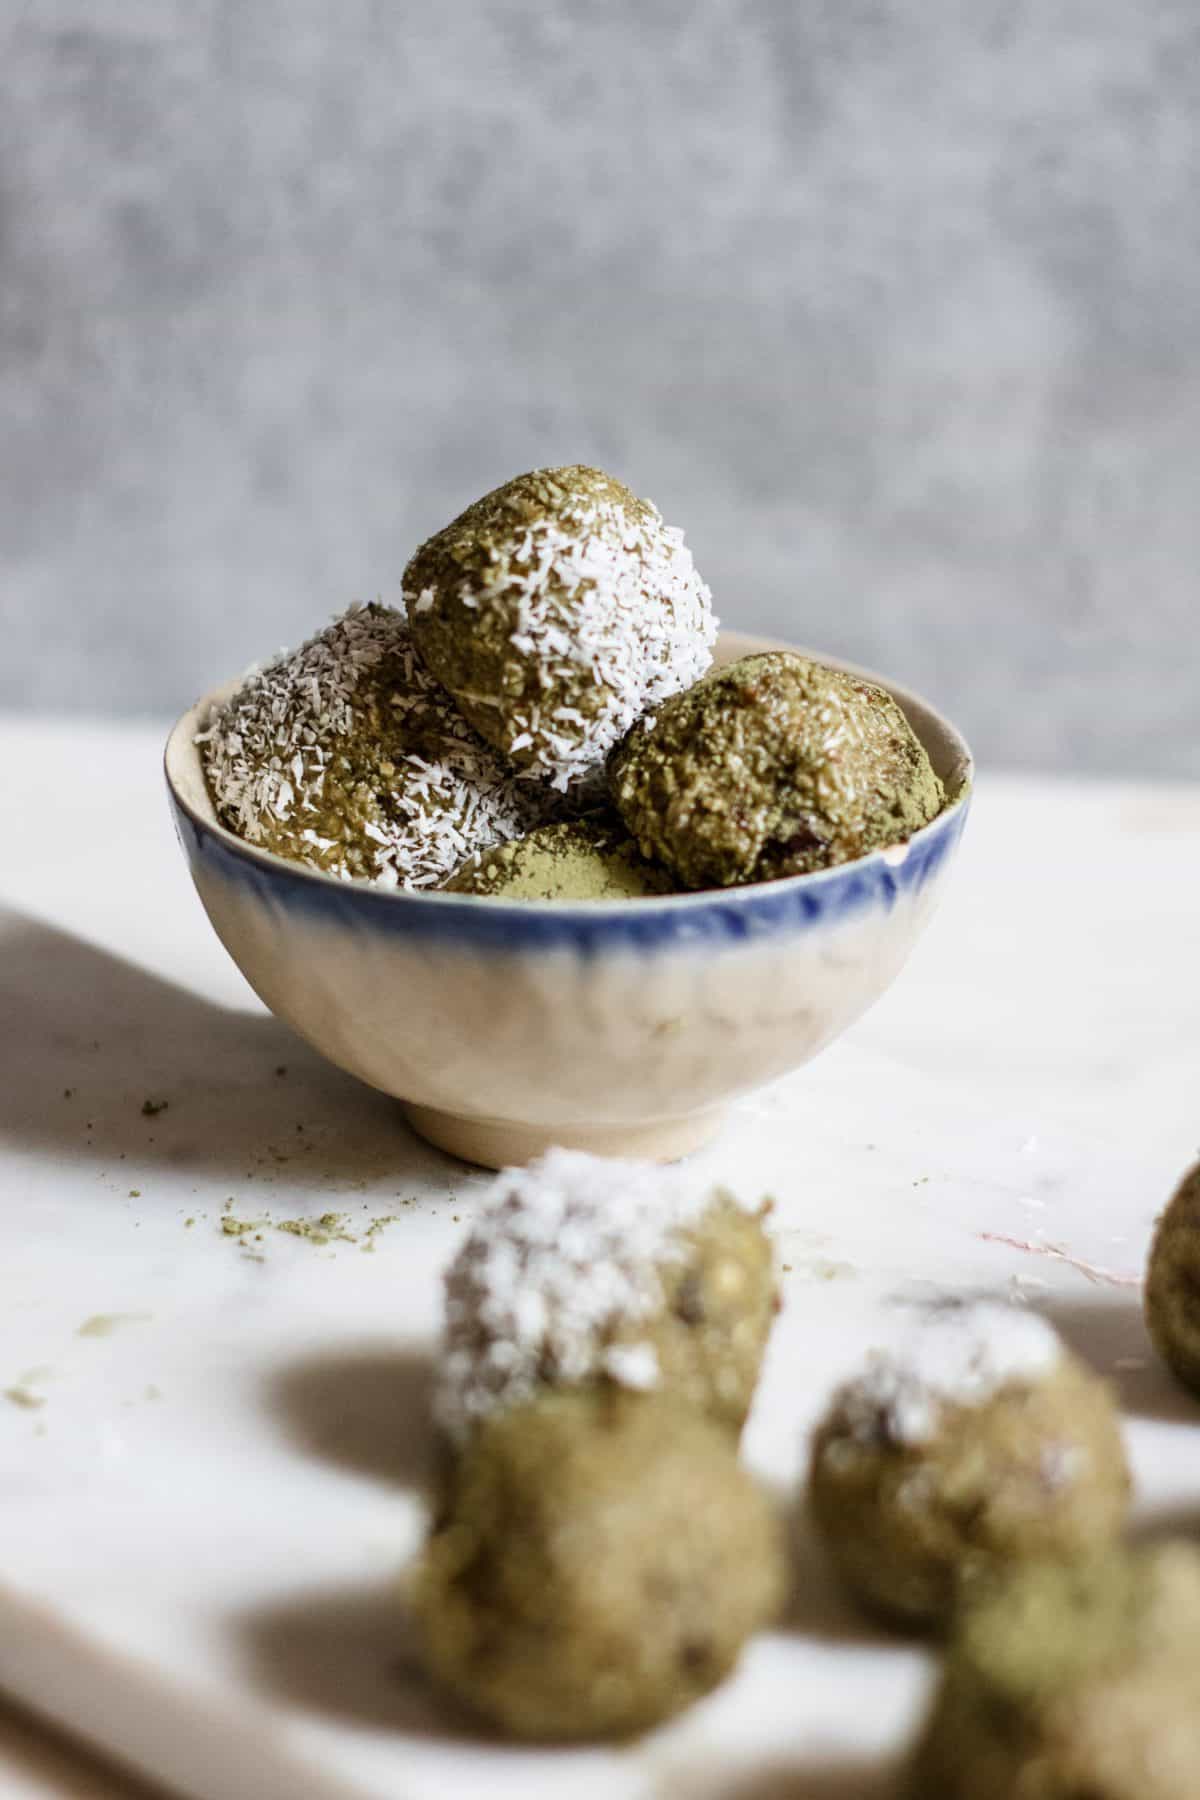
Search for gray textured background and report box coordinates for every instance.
[2,0,1198,774]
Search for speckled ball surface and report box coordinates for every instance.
[417,1388,786,1741]
[808,1304,1130,1629]
[198,603,546,888]
[403,466,716,788]
[1145,1163,1200,1398]
[908,1545,1200,1799]
[609,650,945,890]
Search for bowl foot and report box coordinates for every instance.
[400,1104,726,1171]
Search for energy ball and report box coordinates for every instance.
[442,816,675,901]
[434,1147,777,1450]
[609,651,945,890]
[908,1544,1200,1799]
[417,1388,787,1740]
[199,604,545,889]
[1144,1162,1200,1397]
[403,466,716,789]
[808,1302,1130,1629]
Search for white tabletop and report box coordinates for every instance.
[1,716,1198,1799]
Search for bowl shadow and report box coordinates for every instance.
[0,909,473,1192]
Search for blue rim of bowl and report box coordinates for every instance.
[165,641,973,952]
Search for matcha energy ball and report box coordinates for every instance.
[610,651,945,890]
[417,1388,787,1740]
[1144,1161,1200,1396]
[808,1302,1130,1629]
[442,817,675,900]
[199,604,545,888]
[908,1544,1200,1799]
[434,1147,777,1449]
[403,466,717,789]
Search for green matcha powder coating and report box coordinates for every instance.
[909,1544,1200,1799]
[442,817,675,900]
[610,651,946,890]
[1145,1162,1200,1397]
[417,1388,786,1741]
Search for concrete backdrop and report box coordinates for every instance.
[2,0,1198,774]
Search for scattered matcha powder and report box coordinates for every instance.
[4,1386,45,1411]
[221,1214,265,1239]
[361,1216,401,1253]
[276,1212,355,1246]
[213,1208,407,1250]
[77,1313,152,1338]
[141,1099,168,1118]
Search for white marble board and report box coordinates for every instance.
[1,719,1199,1799]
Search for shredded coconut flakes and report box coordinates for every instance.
[405,473,718,788]
[435,1147,714,1442]
[197,604,544,889]
[828,1301,1063,1449]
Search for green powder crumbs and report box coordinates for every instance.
[4,1386,45,1411]
[141,1099,169,1118]
[276,1212,356,1246]
[361,1215,402,1252]
[77,1312,153,1339]
[215,1209,405,1252]
[221,1214,266,1239]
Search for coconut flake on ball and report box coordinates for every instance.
[403,467,718,789]
[828,1301,1064,1449]
[435,1147,724,1444]
[198,603,543,890]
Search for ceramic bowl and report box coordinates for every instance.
[165,632,972,1168]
